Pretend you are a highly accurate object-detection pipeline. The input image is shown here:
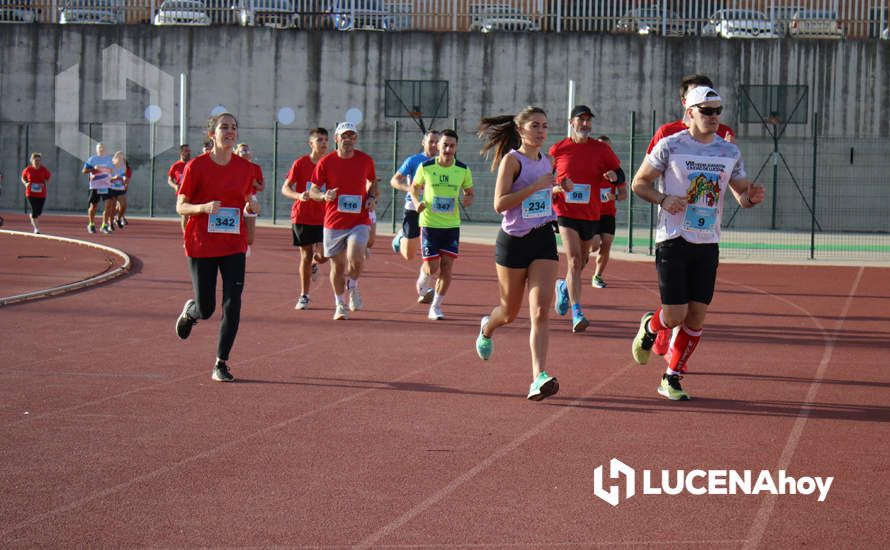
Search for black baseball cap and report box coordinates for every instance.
[570,105,595,119]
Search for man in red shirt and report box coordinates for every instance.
[591,136,628,289]
[646,74,736,359]
[646,74,735,154]
[282,127,330,310]
[168,144,191,232]
[309,121,378,320]
[549,105,623,333]
[22,152,51,234]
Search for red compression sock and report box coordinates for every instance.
[668,324,702,373]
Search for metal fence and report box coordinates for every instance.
[2,0,888,38]
[2,117,888,262]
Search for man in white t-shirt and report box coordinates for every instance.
[629,86,765,401]
[82,142,116,234]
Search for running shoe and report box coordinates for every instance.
[527,371,559,401]
[295,295,310,310]
[175,299,198,339]
[658,373,690,400]
[391,231,402,254]
[333,302,349,320]
[116,218,124,229]
[348,286,363,311]
[212,362,235,383]
[311,262,319,281]
[571,312,589,333]
[100,224,111,234]
[592,275,607,288]
[33,228,40,234]
[652,328,671,356]
[418,287,434,304]
[87,223,96,234]
[120,217,128,227]
[475,316,492,360]
[554,279,569,316]
[632,312,657,365]
[428,304,444,320]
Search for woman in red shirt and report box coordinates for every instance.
[21,152,51,234]
[174,113,260,383]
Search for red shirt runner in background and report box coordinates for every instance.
[549,138,621,221]
[647,120,735,154]
[286,156,325,226]
[168,160,187,191]
[311,150,376,230]
[22,165,51,198]
[178,154,255,258]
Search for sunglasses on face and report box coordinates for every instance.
[694,105,723,116]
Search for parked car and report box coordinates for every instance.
[0,0,37,23]
[59,0,124,24]
[701,9,779,39]
[232,0,296,28]
[326,0,394,31]
[153,0,210,25]
[613,7,687,36]
[468,4,538,33]
[789,9,844,39]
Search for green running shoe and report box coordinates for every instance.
[527,371,559,401]
[632,311,657,365]
[476,316,492,360]
[658,373,690,401]
[592,274,607,288]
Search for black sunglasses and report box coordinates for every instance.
[694,105,723,116]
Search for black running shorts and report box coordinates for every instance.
[495,224,558,269]
[655,237,719,305]
[557,216,599,242]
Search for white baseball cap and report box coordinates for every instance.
[685,86,722,108]
[335,121,358,135]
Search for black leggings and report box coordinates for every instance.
[187,253,246,361]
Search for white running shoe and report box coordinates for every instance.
[295,295,310,310]
[417,287,434,304]
[428,304,445,320]
[333,302,348,320]
[348,286,363,311]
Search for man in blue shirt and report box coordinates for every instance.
[389,129,439,303]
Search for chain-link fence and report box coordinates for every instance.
[2,118,888,261]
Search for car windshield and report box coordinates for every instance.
[722,10,767,21]
[475,5,520,15]
[65,0,120,7]
[163,0,204,8]
[797,10,838,20]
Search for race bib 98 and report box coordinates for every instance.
[565,184,590,204]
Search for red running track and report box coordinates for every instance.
[1,213,889,548]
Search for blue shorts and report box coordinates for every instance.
[421,227,460,260]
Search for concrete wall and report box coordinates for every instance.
[1,25,889,231]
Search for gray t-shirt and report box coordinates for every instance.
[647,130,746,244]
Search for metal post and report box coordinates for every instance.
[179,73,187,147]
[391,120,399,233]
[810,112,818,260]
[149,122,156,217]
[649,110,656,256]
[627,111,636,254]
[272,121,279,224]
[567,80,575,138]
[24,123,30,213]
[770,124,779,229]
[452,117,457,132]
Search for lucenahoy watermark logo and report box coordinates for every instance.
[593,458,833,507]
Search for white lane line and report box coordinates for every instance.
[727,267,864,549]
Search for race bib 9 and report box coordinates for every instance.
[208,207,241,234]
[521,190,552,219]
[600,187,612,203]
[30,183,43,193]
[683,205,717,234]
[337,194,362,214]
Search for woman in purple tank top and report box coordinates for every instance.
[473,106,573,402]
